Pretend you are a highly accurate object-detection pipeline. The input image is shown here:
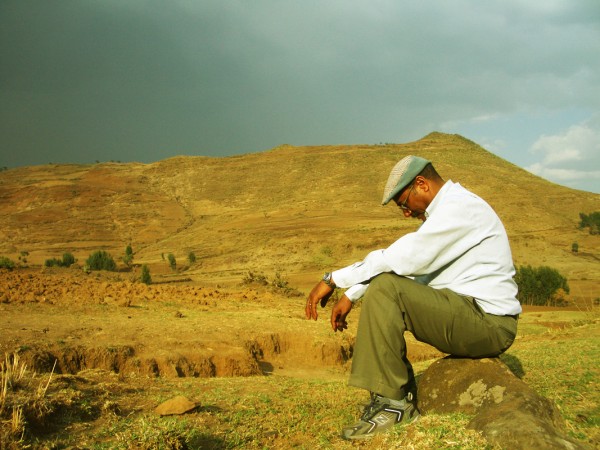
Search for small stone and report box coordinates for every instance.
[154,396,198,416]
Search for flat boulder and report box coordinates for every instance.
[154,395,198,416]
[418,356,588,450]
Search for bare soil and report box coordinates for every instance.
[0,267,444,381]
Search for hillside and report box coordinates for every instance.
[1,132,598,300]
[1,132,599,448]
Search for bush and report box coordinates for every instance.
[44,258,62,267]
[86,250,117,271]
[140,264,152,285]
[242,271,304,297]
[45,252,76,268]
[62,252,76,267]
[0,256,16,270]
[167,253,176,270]
[514,265,570,306]
[123,245,134,266]
[578,211,600,234]
[188,252,196,264]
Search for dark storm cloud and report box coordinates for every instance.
[1,1,599,191]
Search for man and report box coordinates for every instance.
[305,155,521,440]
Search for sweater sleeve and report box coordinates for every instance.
[331,189,486,298]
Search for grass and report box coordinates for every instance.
[73,376,493,450]
[507,326,599,443]
[1,352,55,447]
[1,312,598,449]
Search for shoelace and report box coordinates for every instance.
[360,393,386,420]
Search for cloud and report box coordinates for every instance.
[527,117,600,187]
[1,0,599,182]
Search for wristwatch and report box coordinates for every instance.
[322,272,335,287]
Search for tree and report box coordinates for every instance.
[0,256,15,270]
[571,242,579,253]
[62,252,76,267]
[578,212,600,235]
[188,251,196,264]
[514,265,570,306]
[140,264,152,285]
[167,253,176,270]
[123,244,134,267]
[45,252,76,267]
[86,250,117,271]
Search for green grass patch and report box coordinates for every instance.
[506,325,599,445]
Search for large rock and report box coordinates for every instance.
[155,396,198,416]
[417,356,588,450]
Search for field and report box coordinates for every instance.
[1,267,598,449]
[1,133,599,448]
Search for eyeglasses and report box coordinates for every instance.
[397,183,415,211]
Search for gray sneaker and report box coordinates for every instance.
[342,392,419,440]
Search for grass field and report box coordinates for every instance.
[2,307,597,449]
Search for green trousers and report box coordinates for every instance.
[349,273,518,401]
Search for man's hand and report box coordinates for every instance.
[330,295,353,332]
[305,281,334,320]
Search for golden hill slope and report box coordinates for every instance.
[1,132,598,296]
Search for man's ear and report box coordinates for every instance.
[414,176,429,192]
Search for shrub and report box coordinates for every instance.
[188,252,196,264]
[122,245,134,267]
[571,242,579,253]
[140,264,152,285]
[44,258,62,267]
[45,252,76,268]
[61,252,76,267]
[0,256,15,270]
[242,271,269,286]
[86,251,117,271]
[167,253,176,270]
[242,271,303,297]
[514,265,570,306]
[578,211,600,235]
[18,251,29,265]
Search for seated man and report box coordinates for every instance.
[305,155,521,440]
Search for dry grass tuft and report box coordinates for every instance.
[1,353,29,446]
[0,353,58,448]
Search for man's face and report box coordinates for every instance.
[393,181,427,222]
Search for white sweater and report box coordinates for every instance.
[332,181,522,316]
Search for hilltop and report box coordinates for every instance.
[1,132,598,299]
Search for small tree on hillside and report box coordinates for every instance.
[578,212,600,235]
[123,244,134,267]
[140,264,152,285]
[0,256,15,270]
[62,252,76,267]
[86,250,117,271]
[188,251,196,264]
[45,252,76,268]
[514,265,570,306]
[167,253,176,271]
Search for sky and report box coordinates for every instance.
[1,0,599,194]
